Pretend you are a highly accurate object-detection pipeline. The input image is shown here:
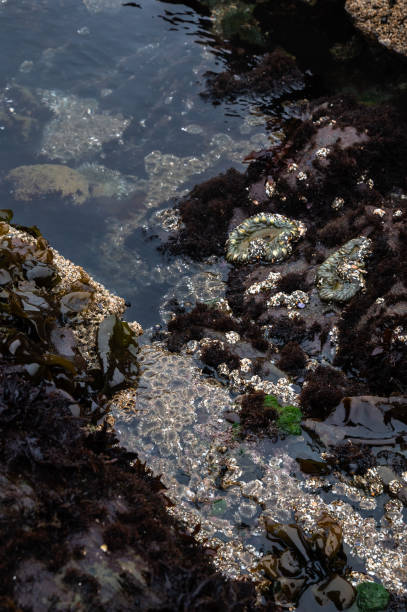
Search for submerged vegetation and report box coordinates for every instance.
[259,513,351,607]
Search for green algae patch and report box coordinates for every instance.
[263,394,302,435]
[211,498,228,516]
[6,164,90,204]
[356,582,389,611]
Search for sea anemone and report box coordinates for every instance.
[226,213,307,264]
[316,237,371,302]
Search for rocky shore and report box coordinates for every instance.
[1,0,407,610]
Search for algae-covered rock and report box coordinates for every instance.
[211,1,265,46]
[6,164,90,204]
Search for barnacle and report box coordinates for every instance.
[225,213,306,264]
[316,237,371,302]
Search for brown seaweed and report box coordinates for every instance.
[259,513,353,607]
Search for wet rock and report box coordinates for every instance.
[6,164,90,204]
[0,215,135,407]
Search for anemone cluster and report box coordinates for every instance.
[316,237,371,302]
[226,213,307,264]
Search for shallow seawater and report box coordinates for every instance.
[1,0,407,608]
[0,0,278,327]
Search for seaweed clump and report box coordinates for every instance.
[202,48,305,101]
[200,341,240,371]
[167,302,268,353]
[259,513,354,608]
[276,341,306,373]
[356,581,390,612]
[300,365,363,419]
[239,390,276,436]
[164,168,250,260]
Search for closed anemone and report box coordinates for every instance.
[226,213,307,264]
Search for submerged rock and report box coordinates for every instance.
[210,1,265,46]
[77,162,137,199]
[6,164,90,204]
[38,90,130,161]
[202,47,305,101]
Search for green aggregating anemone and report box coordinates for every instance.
[316,237,371,302]
[226,213,307,264]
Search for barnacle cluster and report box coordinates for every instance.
[226,213,306,264]
[316,237,371,302]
